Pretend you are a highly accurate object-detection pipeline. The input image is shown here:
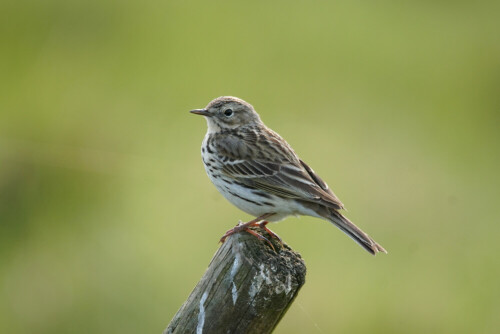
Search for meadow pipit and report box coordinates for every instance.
[190,96,386,255]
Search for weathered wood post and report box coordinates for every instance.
[165,228,306,334]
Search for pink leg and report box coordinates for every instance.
[259,221,283,246]
[244,228,276,252]
[220,213,276,250]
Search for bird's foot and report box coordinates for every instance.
[220,215,277,251]
[258,221,283,247]
[242,227,276,252]
[219,220,246,243]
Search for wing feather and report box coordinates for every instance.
[214,127,344,210]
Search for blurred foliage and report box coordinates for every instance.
[1,0,499,333]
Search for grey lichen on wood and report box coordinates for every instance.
[165,228,307,334]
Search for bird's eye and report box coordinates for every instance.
[223,109,233,117]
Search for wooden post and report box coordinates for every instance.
[165,228,307,334]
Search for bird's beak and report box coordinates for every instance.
[190,108,211,116]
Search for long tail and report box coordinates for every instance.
[328,210,387,255]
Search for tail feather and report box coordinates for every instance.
[328,210,387,255]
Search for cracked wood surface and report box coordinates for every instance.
[165,228,307,334]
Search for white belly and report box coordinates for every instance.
[200,135,320,222]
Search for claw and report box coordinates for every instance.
[244,228,276,252]
[219,213,278,251]
[259,221,283,248]
[219,220,246,243]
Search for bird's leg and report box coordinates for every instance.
[242,228,275,252]
[220,213,276,250]
[219,214,272,242]
[220,215,268,242]
[258,221,283,247]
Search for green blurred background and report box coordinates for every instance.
[1,1,499,333]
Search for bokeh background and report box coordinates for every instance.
[1,1,499,333]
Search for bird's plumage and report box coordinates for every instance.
[213,126,345,210]
[192,96,386,255]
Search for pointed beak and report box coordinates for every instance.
[190,108,211,116]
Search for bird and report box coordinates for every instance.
[190,96,387,255]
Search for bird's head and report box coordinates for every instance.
[190,96,262,132]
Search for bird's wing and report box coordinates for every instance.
[298,159,344,209]
[215,129,344,210]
